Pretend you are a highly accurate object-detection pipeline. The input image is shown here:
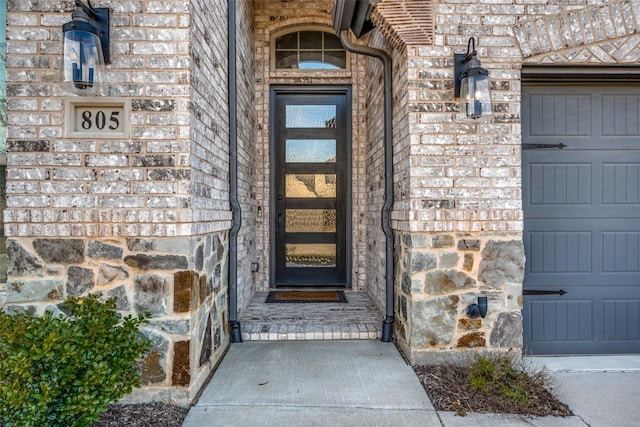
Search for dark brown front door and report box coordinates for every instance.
[271,87,351,286]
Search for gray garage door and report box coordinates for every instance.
[522,85,640,354]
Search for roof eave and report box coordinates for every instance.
[332,0,379,38]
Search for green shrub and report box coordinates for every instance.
[467,353,531,406]
[0,294,152,427]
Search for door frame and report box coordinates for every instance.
[269,85,352,288]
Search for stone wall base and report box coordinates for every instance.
[400,346,524,367]
[1,232,231,404]
[393,231,525,364]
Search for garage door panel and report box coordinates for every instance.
[525,87,640,149]
[603,300,640,341]
[602,163,640,204]
[528,162,591,205]
[523,84,640,354]
[525,159,640,218]
[528,231,591,274]
[524,286,640,354]
[527,300,592,343]
[602,231,640,272]
[602,94,640,136]
[523,206,640,220]
[528,94,592,136]
[526,229,640,286]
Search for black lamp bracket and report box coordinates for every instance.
[74,0,98,20]
[66,0,111,63]
[454,37,480,98]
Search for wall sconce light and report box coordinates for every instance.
[454,37,492,120]
[466,296,488,319]
[61,0,110,95]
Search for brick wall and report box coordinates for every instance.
[234,0,257,317]
[363,28,410,314]
[191,0,232,234]
[517,0,640,64]
[5,0,195,238]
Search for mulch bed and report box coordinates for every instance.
[92,403,188,427]
[413,364,573,417]
[0,404,188,427]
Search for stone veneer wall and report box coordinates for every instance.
[4,234,228,403]
[394,233,525,363]
[0,0,251,404]
[251,0,370,294]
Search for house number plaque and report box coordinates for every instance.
[65,98,130,139]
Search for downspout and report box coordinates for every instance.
[228,0,242,343]
[339,31,394,343]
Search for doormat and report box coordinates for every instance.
[265,291,348,303]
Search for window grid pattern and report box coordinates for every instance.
[274,30,346,70]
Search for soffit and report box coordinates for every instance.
[370,0,434,48]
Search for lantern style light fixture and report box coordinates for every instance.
[61,0,110,95]
[454,37,492,120]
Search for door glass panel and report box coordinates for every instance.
[286,209,336,233]
[286,139,336,163]
[286,243,336,267]
[286,174,336,198]
[286,105,336,128]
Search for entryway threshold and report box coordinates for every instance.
[239,291,383,341]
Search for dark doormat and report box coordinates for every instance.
[265,291,348,303]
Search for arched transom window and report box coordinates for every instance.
[273,29,347,70]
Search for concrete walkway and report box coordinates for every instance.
[183,340,438,426]
[183,341,640,427]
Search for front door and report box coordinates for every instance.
[271,87,351,286]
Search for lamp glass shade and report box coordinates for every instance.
[61,28,105,95]
[459,73,492,119]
